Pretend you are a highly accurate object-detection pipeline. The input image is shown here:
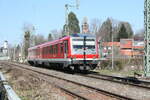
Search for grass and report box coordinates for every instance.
[94,69,144,77]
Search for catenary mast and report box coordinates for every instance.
[144,0,150,77]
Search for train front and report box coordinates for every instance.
[70,34,99,71]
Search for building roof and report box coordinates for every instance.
[102,39,144,49]
[120,39,133,49]
[70,33,95,37]
[120,50,144,56]
[102,42,120,47]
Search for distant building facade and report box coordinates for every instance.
[0,41,10,60]
[81,17,89,34]
[101,39,144,58]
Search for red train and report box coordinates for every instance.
[28,34,99,71]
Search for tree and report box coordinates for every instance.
[90,18,101,35]
[24,30,31,59]
[23,23,35,59]
[116,24,128,41]
[32,34,46,46]
[68,12,80,34]
[134,29,144,41]
[98,18,112,42]
[120,22,133,38]
[62,24,67,36]
[15,44,21,61]
[48,33,53,41]
[50,29,62,40]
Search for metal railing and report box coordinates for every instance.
[0,72,21,100]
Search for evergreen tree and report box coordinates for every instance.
[117,24,128,41]
[62,24,67,36]
[99,18,112,42]
[48,33,53,41]
[68,12,80,34]
[123,22,133,38]
[24,30,30,59]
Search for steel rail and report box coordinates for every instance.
[92,72,150,86]
[2,63,89,100]
[92,72,150,84]
[77,73,150,90]
[5,62,135,100]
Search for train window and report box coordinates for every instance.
[46,47,48,54]
[49,46,51,54]
[61,43,63,53]
[73,39,95,41]
[64,40,68,53]
[46,47,49,54]
[45,47,46,54]
[56,44,58,54]
[43,48,44,55]
[73,45,96,54]
[47,47,49,54]
[53,46,54,54]
[55,45,56,54]
[55,45,58,54]
[54,45,56,54]
[51,46,53,54]
[49,46,52,54]
[52,46,54,54]
[44,47,46,54]
[42,48,44,55]
[53,45,55,54]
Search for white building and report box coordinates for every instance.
[0,41,10,60]
[2,41,8,55]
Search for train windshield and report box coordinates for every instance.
[72,38,96,54]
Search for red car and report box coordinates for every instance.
[28,34,99,71]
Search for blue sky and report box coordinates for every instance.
[0,0,144,46]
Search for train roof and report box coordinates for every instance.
[70,33,96,37]
[28,33,96,50]
[28,36,70,50]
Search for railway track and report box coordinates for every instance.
[77,72,150,90]
[1,62,135,100]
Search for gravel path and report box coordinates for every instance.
[14,63,150,100]
[0,63,76,100]
[1,62,150,100]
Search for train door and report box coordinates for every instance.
[37,48,39,59]
[60,43,64,58]
[38,47,40,59]
[40,47,43,58]
[64,40,68,58]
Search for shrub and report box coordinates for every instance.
[100,60,111,69]
[114,60,123,71]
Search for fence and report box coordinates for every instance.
[0,72,21,100]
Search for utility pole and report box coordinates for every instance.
[65,4,69,36]
[20,43,23,63]
[13,45,16,61]
[65,0,80,36]
[112,33,114,70]
[144,0,150,77]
